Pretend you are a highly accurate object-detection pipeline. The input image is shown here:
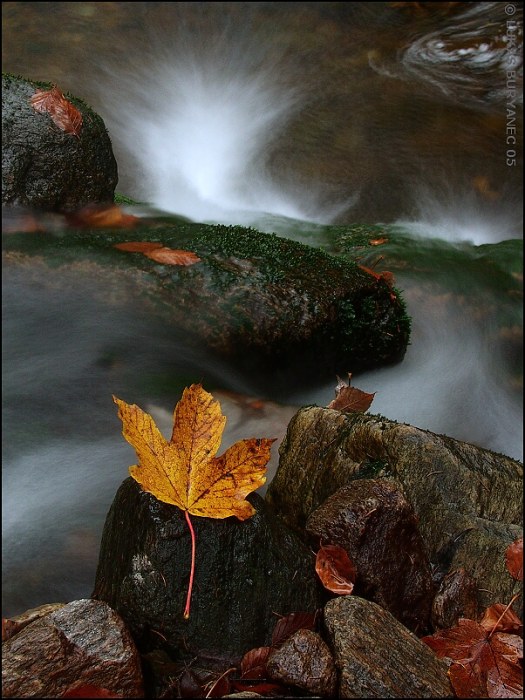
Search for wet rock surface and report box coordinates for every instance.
[306,480,435,634]
[266,407,523,616]
[323,596,453,698]
[92,478,322,665]
[1,598,144,698]
[2,73,118,211]
[266,628,337,697]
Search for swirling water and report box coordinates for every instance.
[2,2,522,616]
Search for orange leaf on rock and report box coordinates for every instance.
[506,537,523,581]
[67,204,140,229]
[144,247,202,266]
[113,241,163,253]
[113,384,275,617]
[327,373,375,413]
[315,543,356,595]
[30,85,82,137]
[369,237,388,246]
[114,385,273,520]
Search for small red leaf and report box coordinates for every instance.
[240,646,272,678]
[144,247,202,266]
[506,538,523,581]
[327,373,375,413]
[30,85,82,137]
[315,543,356,595]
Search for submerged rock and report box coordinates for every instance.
[2,223,411,390]
[2,73,117,211]
[92,478,322,665]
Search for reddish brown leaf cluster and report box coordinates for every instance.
[114,241,201,266]
[422,538,524,698]
[327,373,375,413]
[315,543,356,595]
[30,85,82,138]
[157,611,318,697]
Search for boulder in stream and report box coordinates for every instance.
[3,223,411,389]
[2,73,118,211]
[92,478,322,667]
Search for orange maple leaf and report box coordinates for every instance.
[113,384,274,617]
[30,85,82,137]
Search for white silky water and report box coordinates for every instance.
[2,2,522,616]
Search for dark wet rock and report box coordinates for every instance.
[1,598,143,698]
[324,596,453,698]
[92,478,322,666]
[306,480,435,634]
[265,408,523,616]
[266,628,337,697]
[431,568,479,630]
[2,223,411,390]
[2,73,117,211]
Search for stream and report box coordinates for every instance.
[2,2,523,617]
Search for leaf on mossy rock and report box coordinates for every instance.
[30,85,82,137]
[328,373,375,413]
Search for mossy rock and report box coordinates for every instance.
[2,222,411,391]
[2,73,117,211]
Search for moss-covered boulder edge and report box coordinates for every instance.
[3,222,411,389]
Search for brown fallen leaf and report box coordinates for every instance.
[422,616,524,698]
[506,537,523,581]
[240,646,272,679]
[315,543,356,595]
[67,204,140,229]
[369,237,389,246]
[144,247,202,266]
[114,385,275,618]
[271,611,317,647]
[113,241,163,253]
[30,85,82,138]
[328,373,375,413]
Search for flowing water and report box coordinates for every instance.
[2,2,523,617]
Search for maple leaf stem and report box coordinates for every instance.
[183,510,196,619]
[488,593,520,638]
